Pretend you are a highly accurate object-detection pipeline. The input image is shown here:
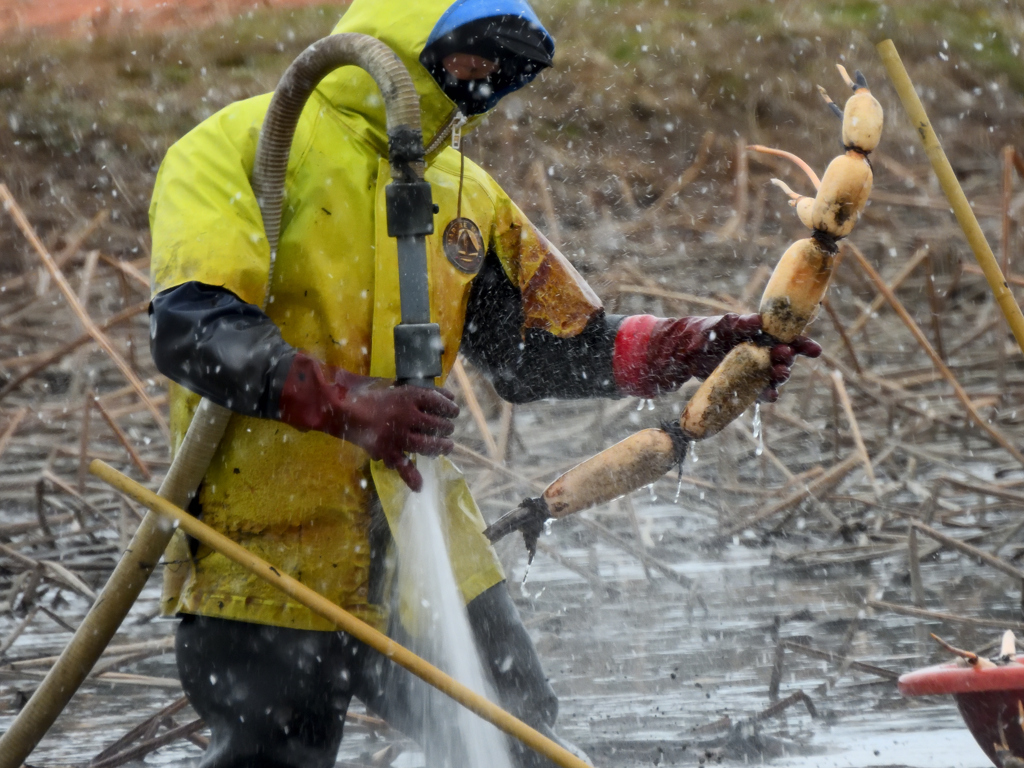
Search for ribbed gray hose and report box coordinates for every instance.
[0,33,423,768]
[254,32,423,303]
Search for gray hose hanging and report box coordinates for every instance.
[0,33,426,768]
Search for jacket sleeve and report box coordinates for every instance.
[149,281,295,418]
[149,94,274,306]
[460,194,623,403]
[460,249,623,403]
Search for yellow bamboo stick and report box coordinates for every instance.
[88,459,592,768]
[876,39,1024,358]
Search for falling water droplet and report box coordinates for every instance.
[543,518,554,535]
[753,403,764,457]
[674,474,684,503]
[647,398,655,411]
[636,398,645,411]
[690,443,698,463]
[648,483,657,502]
[520,562,532,591]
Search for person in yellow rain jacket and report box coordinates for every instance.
[148,0,819,765]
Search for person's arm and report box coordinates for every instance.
[460,252,820,404]
[149,281,458,490]
[459,251,622,402]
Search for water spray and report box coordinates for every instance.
[484,64,884,558]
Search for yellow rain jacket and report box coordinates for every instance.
[150,0,602,632]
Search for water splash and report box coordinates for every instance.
[752,403,764,457]
[395,458,515,768]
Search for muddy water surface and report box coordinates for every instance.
[0,493,1003,767]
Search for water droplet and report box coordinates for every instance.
[674,474,684,504]
[520,562,532,590]
[648,483,657,502]
[691,443,699,463]
[647,398,655,411]
[752,403,764,457]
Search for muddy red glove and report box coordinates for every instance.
[612,314,821,400]
[278,352,459,491]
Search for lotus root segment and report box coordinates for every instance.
[679,343,773,440]
[759,238,835,342]
[811,152,873,238]
[842,89,883,152]
[542,429,679,519]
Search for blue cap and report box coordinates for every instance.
[426,0,554,59]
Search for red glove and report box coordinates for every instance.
[278,352,460,491]
[612,314,822,401]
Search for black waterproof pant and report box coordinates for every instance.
[176,582,562,768]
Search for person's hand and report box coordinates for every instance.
[612,313,821,399]
[760,334,822,402]
[278,352,459,491]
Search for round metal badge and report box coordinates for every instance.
[442,218,485,274]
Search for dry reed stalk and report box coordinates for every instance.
[908,527,926,607]
[909,519,1024,582]
[531,159,561,246]
[717,452,861,539]
[90,396,152,480]
[846,242,1024,467]
[98,254,149,290]
[847,244,931,337]
[0,407,27,464]
[868,190,1000,216]
[90,696,190,764]
[777,640,899,680]
[0,209,109,296]
[0,299,148,375]
[923,250,947,363]
[866,598,1024,631]
[0,607,41,659]
[495,402,514,463]
[451,359,499,461]
[821,298,863,374]
[0,543,96,601]
[0,184,168,438]
[830,370,876,492]
[77,392,95,496]
[715,136,748,241]
[614,284,741,314]
[622,494,654,582]
[89,718,206,768]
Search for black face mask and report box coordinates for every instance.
[419,15,554,116]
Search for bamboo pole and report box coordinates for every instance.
[876,39,1024,357]
[88,459,592,768]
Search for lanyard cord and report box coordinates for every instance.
[455,122,466,221]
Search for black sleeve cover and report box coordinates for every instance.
[460,250,623,403]
[149,282,295,419]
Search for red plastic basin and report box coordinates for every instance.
[900,658,1024,766]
